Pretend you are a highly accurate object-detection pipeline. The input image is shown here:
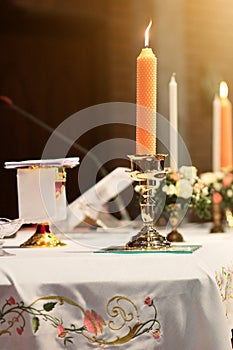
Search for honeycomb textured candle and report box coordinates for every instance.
[136,47,157,154]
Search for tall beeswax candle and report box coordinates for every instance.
[136,21,157,155]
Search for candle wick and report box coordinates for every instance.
[144,20,152,48]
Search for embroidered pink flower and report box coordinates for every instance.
[84,310,105,335]
[7,296,16,305]
[152,329,161,339]
[57,324,67,338]
[144,296,153,306]
[212,192,223,204]
[222,173,233,187]
[16,327,24,335]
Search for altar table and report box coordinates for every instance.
[0,224,232,350]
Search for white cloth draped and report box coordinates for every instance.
[0,224,232,350]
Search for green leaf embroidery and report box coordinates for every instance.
[32,316,40,333]
[43,302,57,312]
[64,337,73,345]
[0,295,161,346]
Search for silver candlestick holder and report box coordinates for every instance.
[126,154,171,250]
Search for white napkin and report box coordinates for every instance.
[17,168,64,224]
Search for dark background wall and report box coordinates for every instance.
[0,1,138,218]
[1,0,233,219]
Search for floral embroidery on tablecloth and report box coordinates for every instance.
[215,265,233,319]
[0,294,161,347]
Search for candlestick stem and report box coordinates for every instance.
[125,154,170,250]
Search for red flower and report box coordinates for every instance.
[7,296,16,305]
[57,324,67,338]
[212,192,223,204]
[144,296,153,306]
[84,310,105,335]
[16,327,24,335]
[222,173,233,187]
[152,329,161,339]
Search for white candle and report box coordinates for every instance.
[212,93,220,172]
[169,73,178,170]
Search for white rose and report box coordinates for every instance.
[214,183,222,191]
[179,166,197,184]
[200,172,217,185]
[215,171,225,180]
[163,184,177,196]
[227,189,233,197]
[202,186,209,196]
[177,179,193,199]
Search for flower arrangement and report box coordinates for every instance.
[135,165,198,218]
[135,166,233,222]
[162,166,198,210]
[192,171,233,219]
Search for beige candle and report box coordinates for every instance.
[212,94,220,172]
[169,73,178,170]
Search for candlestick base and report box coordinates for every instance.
[166,203,184,242]
[20,223,66,248]
[125,154,170,250]
[126,226,170,250]
[166,229,184,243]
[210,203,224,234]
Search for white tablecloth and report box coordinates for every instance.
[0,224,232,350]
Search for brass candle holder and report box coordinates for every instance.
[5,158,79,248]
[210,203,224,233]
[166,203,184,242]
[20,222,66,248]
[20,167,67,248]
[125,154,171,250]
